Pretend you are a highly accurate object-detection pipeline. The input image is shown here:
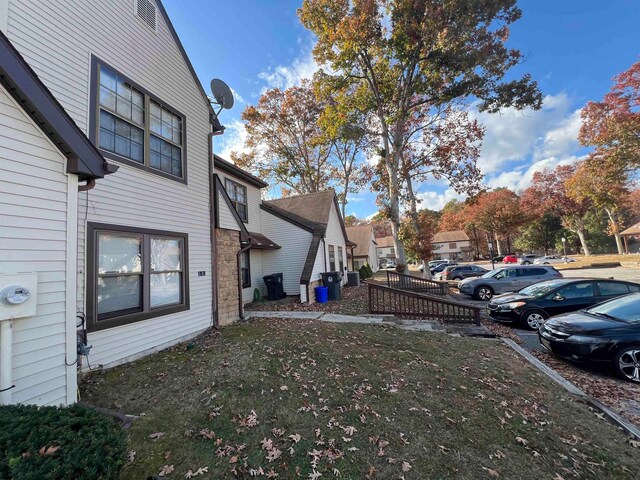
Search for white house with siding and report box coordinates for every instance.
[346,224,378,272]
[432,230,473,261]
[0,0,222,405]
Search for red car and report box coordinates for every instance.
[503,254,518,264]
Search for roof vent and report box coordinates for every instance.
[135,0,157,31]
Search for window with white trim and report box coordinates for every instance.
[225,178,248,222]
[329,245,336,271]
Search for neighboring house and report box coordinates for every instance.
[261,190,352,303]
[0,0,220,405]
[432,231,473,261]
[376,236,396,265]
[213,156,280,324]
[621,221,640,254]
[346,225,378,272]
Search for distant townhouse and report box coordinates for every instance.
[432,231,473,261]
[376,236,396,265]
[0,0,219,405]
[346,225,378,272]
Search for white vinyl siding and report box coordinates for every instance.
[242,249,265,304]
[313,202,348,285]
[4,0,213,369]
[260,210,312,295]
[369,231,379,272]
[218,191,240,231]
[0,85,73,405]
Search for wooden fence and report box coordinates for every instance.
[367,282,481,325]
[386,271,448,295]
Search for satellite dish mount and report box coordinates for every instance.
[209,79,234,134]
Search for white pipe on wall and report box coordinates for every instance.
[0,318,13,404]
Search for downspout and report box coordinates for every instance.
[78,178,95,191]
[0,319,13,404]
[208,131,219,328]
[236,241,251,319]
[322,236,327,271]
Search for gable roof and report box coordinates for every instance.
[214,155,268,189]
[432,230,470,243]
[263,190,349,284]
[0,30,115,180]
[155,0,222,131]
[346,225,375,257]
[376,236,395,248]
[621,221,640,236]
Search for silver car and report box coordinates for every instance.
[458,265,562,300]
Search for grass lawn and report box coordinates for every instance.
[81,319,640,479]
[554,253,640,270]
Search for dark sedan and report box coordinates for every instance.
[487,278,640,330]
[539,293,640,383]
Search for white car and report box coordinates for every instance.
[533,255,576,265]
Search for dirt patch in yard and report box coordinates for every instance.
[81,319,640,479]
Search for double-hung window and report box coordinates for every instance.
[240,251,251,288]
[225,178,248,222]
[93,59,186,182]
[87,223,189,331]
[329,245,336,271]
[338,246,344,272]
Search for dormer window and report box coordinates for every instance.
[225,178,248,222]
[91,58,186,183]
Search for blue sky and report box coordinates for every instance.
[164,0,640,218]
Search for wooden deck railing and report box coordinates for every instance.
[386,271,448,295]
[367,282,481,325]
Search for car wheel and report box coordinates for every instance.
[453,276,463,281]
[615,348,640,383]
[521,310,547,330]
[543,262,550,265]
[474,286,493,301]
[522,261,530,265]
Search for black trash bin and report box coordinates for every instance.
[263,273,285,300]
[320,271,342,301]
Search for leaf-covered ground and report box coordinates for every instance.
[80,319,639,479]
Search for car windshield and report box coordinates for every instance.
[519,280,566,297]
[586,293,640,323]
[481,268,502,278]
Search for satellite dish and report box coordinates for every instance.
[210,79,234,110]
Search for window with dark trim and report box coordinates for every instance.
[338,246,344,272]
[91,59,186,183]
[329,245,336,271]
[86,223,189,332]
[240,250,251,288]
[225,178,248,222]
[449,242,457,249]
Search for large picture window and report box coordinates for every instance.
[91,58,186,182]
[338,246,344,273]
[225,178,248,222]
[87,223,189,331]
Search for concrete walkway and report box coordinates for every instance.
[244,311,488,334]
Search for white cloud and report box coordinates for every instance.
[230,88,245,104]
[257,47,318,90]
[472,93,578,175]
[416,189,465,211]
[215,119,249,160]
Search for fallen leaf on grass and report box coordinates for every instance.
[309,470,322,480]
[229,455,238,464]
[515,436,528,446]
[127,450,136,463]
[38,445,60,456]
[482,466,499,477]
[158,464,174,477]
[629,439,640,448]
[438,445,450,454]
[149,432,166,440]
[402,461,412,472]
[289,433,302,443]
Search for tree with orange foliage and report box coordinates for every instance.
[468,189,528,256]
[520,164,593,255]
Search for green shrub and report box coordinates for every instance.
[358,264,369,280]
[364,263,374,278]
[0,404,126,480]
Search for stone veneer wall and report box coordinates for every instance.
[306,279,322,304]
[216,228,240,326]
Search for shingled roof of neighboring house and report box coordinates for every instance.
[375,235,395,248]
[214,154,268,189]
[346,225,376,257]
[432,230,470,243]
[621,221,640,236]
[261,190,350,285]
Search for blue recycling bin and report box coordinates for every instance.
[315,286,328,303]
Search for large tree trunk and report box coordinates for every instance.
[576,228,590,256]
[494,233,503,256]
[604,208,625,254]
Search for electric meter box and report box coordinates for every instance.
[0,272,38,321]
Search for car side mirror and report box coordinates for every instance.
[552,294,564,302]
